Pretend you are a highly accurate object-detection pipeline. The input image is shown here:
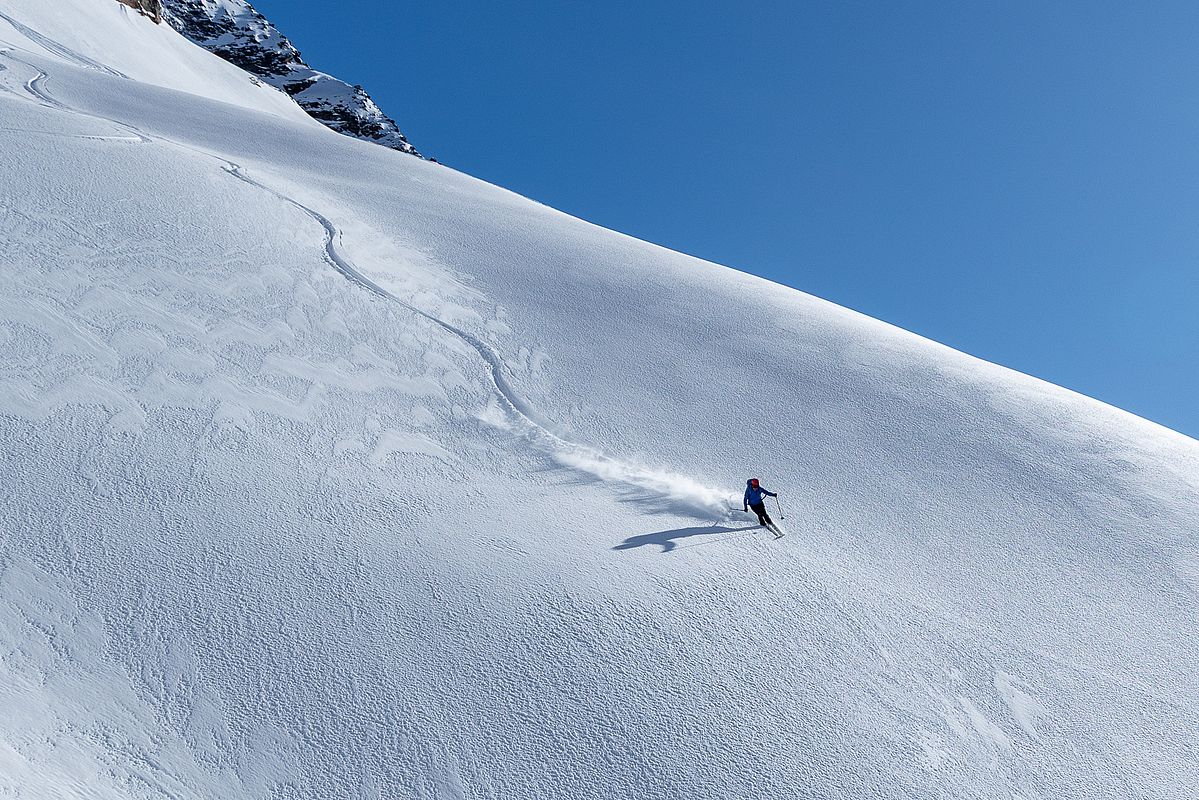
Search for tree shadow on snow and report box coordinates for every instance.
[612,524,762,554]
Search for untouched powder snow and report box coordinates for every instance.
[1,3,1197,798]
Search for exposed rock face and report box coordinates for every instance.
[159,0,419,156]
[117,0,162,22]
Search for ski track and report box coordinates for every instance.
[0,50,732,520]
[26,68,63,109]
[218,163,730,517]
[0,50,156,141]
[0,9,128,79]
[222,161,732,517]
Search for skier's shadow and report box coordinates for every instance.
[612,524,761,554]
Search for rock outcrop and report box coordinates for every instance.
[159,0,419,156]
[117,0,162,23]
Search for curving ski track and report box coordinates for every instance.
[221,164,733,517]
[0,49,732,520]
[25,68,62,109]
[0,49,151,142]
[219,164,555,430]
[0,10,128,79]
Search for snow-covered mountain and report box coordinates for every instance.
[159,0,420,155]
[0,1,1197,798]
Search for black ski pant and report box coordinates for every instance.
[749,501,773,527]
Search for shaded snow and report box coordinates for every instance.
[0,2,1197,798]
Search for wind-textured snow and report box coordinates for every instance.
[0,2,1197,798]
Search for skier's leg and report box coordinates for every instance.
[753,503,781,536]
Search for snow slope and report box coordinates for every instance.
[1,3,1197,798]
[0,0,307,119]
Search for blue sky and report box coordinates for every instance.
[251,0,1199,439]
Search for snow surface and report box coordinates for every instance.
[0,0,307,120]
[1,2,1197,798]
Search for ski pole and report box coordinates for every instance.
[774,495,785,519]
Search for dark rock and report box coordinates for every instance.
[159,0,420,156]
[117,0,162,22]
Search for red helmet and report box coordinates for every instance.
[750,478,760,487]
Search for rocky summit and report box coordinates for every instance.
[159,0,420,155]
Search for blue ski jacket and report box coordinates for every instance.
[744,481,777,507]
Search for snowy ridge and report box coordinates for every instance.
[0,0,307,118]
[1,2,1198,798]
[159,0,420,155]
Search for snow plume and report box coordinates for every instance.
[476,396,732,518]
[550,444,734,519]
[422,318,733,519]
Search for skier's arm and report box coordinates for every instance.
[743,487,750,510]
[764,489,778,498]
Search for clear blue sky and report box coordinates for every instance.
[251,0,1199,439]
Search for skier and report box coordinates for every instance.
[743,478,782,536]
